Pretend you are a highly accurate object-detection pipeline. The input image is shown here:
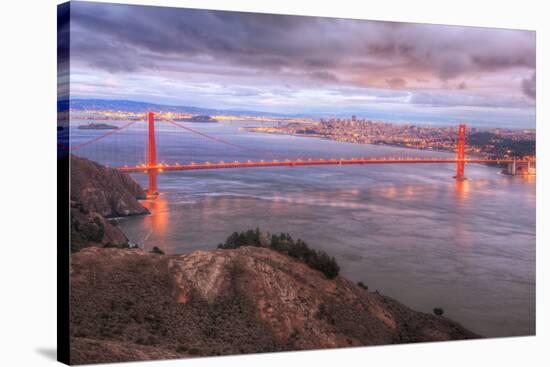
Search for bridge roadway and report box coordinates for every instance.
[116,157,533,173]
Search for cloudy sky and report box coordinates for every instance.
[68,2,536,127]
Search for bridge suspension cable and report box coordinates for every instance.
[71,112,535,197]
[166,119,275,156]
[71,120,138,151]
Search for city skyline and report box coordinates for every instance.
[67,2,536,128]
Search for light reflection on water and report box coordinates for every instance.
[72,120,535,338]
[140,195,169,237]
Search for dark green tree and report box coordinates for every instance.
[150,246,164,255]
[218,228,340,279]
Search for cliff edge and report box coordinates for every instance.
[70,155,148,217]
[70,155,149,252]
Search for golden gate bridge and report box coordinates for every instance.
[72,112,534,196]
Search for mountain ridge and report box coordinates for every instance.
[67,98,307,118]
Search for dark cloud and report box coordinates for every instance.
[308,71,339,82]
[70,3,326,73]
[522,72,536,99]
[68,1,536,118]
[386,77,406,88]
[472,55,535,70]
[70,2,535,83]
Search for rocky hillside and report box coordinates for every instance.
[70,155,149,252]
[71,155,148,217]
[70,246,479,364]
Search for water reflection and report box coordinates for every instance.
[140,194,169,248]
[454,179,470,203]
[520,174,536,184]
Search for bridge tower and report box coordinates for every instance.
[454,123,467,181]
[147,112,158,196]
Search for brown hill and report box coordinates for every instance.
[70,246,479,364]
[70,155,148,217]
[69,155,149,252]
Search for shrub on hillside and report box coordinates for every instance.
[218,228,340,279]
[150,246,165,255]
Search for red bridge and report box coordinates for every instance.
[73,112,535,196]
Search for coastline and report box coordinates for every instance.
[241,127,485,158]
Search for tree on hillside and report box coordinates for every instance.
[218,228,340,279]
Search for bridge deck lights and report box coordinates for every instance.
[111,117,529,193]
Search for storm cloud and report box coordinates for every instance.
[522,72,536,99]
[68,2,536,126]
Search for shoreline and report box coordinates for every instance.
[241,127,492,159]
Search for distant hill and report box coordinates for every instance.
[174,115,218,123]
[68,98,302,118]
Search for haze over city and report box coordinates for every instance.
[66,2,536,127]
